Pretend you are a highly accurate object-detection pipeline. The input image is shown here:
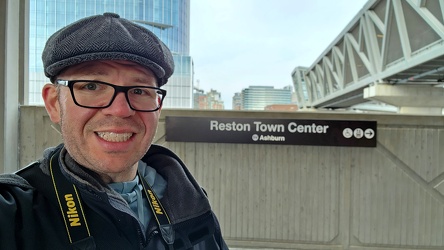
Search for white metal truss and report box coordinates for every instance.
[295,0,444,109]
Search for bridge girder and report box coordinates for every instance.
[293,0,444,113]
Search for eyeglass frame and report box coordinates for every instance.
[55,79,167,112]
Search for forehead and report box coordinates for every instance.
[59,60,157,82]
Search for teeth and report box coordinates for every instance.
[97,132,133,142]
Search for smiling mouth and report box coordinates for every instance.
[96,132,133,142]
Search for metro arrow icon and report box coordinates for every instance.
[364,129,375,139]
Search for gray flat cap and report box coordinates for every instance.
[42,13,174,86]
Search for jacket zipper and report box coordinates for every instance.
[145,229,159,247]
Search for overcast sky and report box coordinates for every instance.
[189,0,369,109]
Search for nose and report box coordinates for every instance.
[101,92,135,117]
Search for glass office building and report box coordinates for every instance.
[28,0,193,108]
[241,85,293,110]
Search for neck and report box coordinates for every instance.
[98,162,139,184]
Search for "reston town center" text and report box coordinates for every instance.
[210,120,329,134]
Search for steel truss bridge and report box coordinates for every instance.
[292,0,444,114]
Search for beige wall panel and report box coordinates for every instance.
[167,141,343,244]
[349,126,444,248]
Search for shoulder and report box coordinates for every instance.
[145,144,184,162]
[0,172,35,215]
[143,144,189,174]
[0,161,42,193]
[142,144,190,179]
[0,157,52,194]
[0,143,64,195]
[0,165,52,248]
[0,173,32,189]
[0,161,55,218]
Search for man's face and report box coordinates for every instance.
[42,60,161,183]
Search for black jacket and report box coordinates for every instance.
[0,144,228,250]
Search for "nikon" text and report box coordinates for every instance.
[65,194,81,227]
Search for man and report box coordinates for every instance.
[0,13,228,250]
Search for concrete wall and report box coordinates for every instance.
[19,106,444,250]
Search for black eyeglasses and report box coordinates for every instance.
[56,80,167,112]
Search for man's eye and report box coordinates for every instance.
[84,83,98,90]
[132,88,152,96]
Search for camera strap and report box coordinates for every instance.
[50,151,175,249]
[138,171,175,249]
[49,152,93,247]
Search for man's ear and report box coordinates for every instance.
[42,83,61,123]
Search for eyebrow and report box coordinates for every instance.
[131,77,155,84]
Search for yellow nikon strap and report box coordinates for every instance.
[138,172,175,249]
[49,152,92,246]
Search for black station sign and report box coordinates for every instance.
[165,116,377,147]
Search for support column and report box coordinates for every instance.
[0,0,24,173]
[364,83,444,115]
[399,107,443,115]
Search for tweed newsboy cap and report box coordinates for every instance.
[42,12,174,86]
